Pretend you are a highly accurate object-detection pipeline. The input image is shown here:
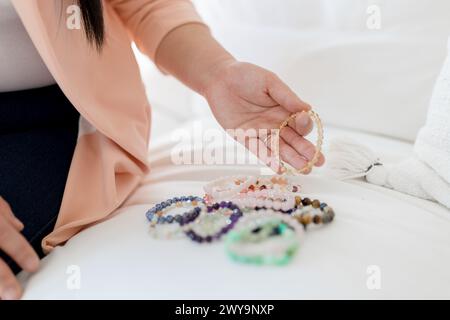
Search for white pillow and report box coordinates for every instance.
[140,0,450,142]
[192,0,450,142]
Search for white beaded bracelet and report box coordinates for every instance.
[203,175,257,202]
[233,195,296,212]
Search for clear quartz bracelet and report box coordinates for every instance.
[271,110,324,175]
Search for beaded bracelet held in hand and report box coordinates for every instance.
[273,110,324,175]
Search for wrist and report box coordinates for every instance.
[199,56,237,97]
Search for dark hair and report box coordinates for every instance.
[78,0,105,50]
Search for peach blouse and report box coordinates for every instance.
[11,0,205,252]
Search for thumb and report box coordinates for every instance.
[0,197,24,231]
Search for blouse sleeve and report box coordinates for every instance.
[108,0,207,62]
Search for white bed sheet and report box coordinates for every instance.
[18,117,450,299]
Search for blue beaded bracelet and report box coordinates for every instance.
[145,195,204,227]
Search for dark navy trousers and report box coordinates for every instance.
[0,85,79,273]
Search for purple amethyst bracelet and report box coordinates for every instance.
[184,201,243,244]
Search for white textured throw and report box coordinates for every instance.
[326,38,450,209]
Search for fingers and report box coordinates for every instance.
[252,126,324,174]
[280,126,325,167]
[244,105,313,139]
[247,136,284,173]
[266,73,311,113]
[265,73,315,138]
[279,138,309,171]
[290,112,313,137]
[0,197,24,231]
[0,217,39,273]
[0,259,22,300]
[0,197,37,300]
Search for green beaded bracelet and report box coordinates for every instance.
[224,216,301,266]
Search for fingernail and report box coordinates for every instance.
[298,113,309,127]
[3,287,19,300]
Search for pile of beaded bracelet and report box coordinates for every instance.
[291,196,335,229]
[184,201,243,244]
[225,210,304,266]
[145,196,204,239]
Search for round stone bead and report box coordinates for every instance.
[311,199,321,209]
[299,213,312,226]
[146,211,155,221]
[321,213,332,223]
[302,197,312,206]
[313,215,322,224]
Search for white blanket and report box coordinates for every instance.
[18,124,450,299]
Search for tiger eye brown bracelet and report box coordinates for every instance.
[292,196,335,229]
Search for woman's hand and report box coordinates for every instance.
[203,60,325,173]
[155,24,324,172]
[0,197,39,300]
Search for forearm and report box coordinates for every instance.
[155,23,236,95]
